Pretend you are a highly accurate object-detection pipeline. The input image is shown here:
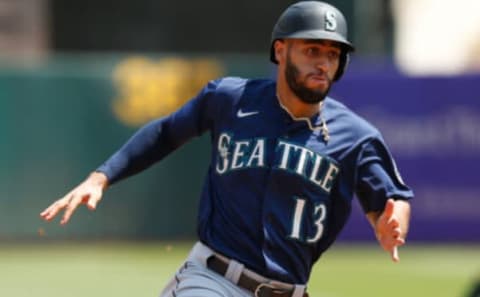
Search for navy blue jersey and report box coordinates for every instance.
[97,77,413,284]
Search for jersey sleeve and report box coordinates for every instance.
[354,136,413,213]
[95,79,221,184]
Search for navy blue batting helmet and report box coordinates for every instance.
[270,1,355,81]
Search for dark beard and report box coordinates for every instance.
[285,56,332,104]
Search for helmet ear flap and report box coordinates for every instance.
[334,51,349,81]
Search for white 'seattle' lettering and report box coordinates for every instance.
[215,135,339,194]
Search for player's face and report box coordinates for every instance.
[283,39,341,104]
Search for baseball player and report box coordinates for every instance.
[40,1,412,296]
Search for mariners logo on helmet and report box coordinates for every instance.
[270,1,355,81]
[325,10,337,31]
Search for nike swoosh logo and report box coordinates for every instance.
[237,109,259,118]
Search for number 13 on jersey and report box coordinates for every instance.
[289,197,327,243]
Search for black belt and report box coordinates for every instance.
[206,255,308,297]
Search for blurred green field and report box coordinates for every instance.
[0,242,478,297]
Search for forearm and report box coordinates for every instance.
[96,118,174,184]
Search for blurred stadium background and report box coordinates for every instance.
[0,0,479,296]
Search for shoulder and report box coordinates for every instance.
[207,76,275,104]
[324,97,381,139]
[212,77,274,95]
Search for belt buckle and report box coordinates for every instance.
[254,282,289,297]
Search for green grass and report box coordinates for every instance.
[0,242,478,297]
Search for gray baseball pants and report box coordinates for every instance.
[159,242,306,297]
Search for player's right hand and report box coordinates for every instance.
[40,171,109,225]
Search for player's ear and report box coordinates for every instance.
[274,39,286,63]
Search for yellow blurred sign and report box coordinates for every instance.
[112,56,223,126]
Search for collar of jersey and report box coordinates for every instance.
[275,94,326,131]
[275,94,330,142]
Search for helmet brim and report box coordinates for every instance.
[285,30,354,51]
[270,30,355,64]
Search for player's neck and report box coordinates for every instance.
[276,83,321,118]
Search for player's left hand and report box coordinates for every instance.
[374,199,406,262]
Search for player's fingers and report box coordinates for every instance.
[87,190,102,210]
[388,217,400,228]
[390,246,400,262]
[383,199,395,219]
[40,198,64,217]
[60,195,84,225]
[380,232,405,251]
[395,237,405,246]
[392,226,401,238]
[381,240,395,252]
[41,197,71,221]
[40,204,55,218]
[41,187,77,216]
